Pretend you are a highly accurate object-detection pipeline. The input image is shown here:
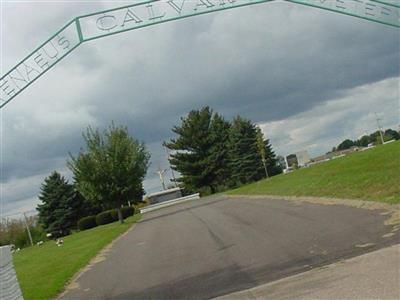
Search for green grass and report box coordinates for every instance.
[227,141,400,204]
[13,214,142,300]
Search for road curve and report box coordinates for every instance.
[60,195,399,299]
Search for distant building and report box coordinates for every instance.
[335,146,361,156]
[295,150,310,167]
[146,187,182,205]
[286,154,298,168]
[277,155,287,169]
[309,146,362,165]
[310,153,333,164]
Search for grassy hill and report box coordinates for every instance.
[227,141,400,204]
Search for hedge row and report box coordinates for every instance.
[77,216,97,231]
[77,206,135,231]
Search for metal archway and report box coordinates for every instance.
[1,0,399,109]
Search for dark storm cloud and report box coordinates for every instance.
[69,3,398,143]
[1,1,399,213]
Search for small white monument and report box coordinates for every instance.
[0,245,23,299]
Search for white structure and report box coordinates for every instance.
[0,246,23,300]
[140,193,200,213]
[146,187,182,205]
[295,150,310,167]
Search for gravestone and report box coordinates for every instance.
[0,246,23,300]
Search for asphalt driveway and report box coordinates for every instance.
[60,195,399,299]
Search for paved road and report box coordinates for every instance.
[217,244,400,300]
[60,196,399,300]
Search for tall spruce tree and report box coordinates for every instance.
[208,113,231,191]
[263,136,281,177]
[37,171,84,237]
[255,126,269,178]
[167,107,281,193]
[166,107,215,194]
[228,116,263,186]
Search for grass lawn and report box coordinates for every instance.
[227,141,400,204]
[13,214,142,300]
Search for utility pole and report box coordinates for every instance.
[23,212,34,247]
[375,113,385,145]
[162,142,178,187]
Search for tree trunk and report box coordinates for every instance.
[116,207,124,224]
[262,159,269,178]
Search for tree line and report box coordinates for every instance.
[333,128,400,152]
[35,124,150,239]
[166,106,281,194]
[8,107,280,243]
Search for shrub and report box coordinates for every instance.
[77,216,97,231]
[122,206,135,218]
[134,199,149,212]
[110,206,135,221]
[110,210,119,222]
[198,186,212,197]
[0,216,47,249]
[95,210,114,226]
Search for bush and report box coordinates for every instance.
[198,186,212,197]
[110,206,135,221]
[0,216,47,249]
[134,199,150,212]
[77,216,97,231]
[110,210,118,222]
[95,210,114,226]
[122,206,135,218]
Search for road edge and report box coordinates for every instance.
[224,194,400,226]
[55,216,141,300]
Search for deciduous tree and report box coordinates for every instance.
[68,124,150,223]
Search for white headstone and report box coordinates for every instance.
[0,245,23,300]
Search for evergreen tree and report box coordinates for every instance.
[37,172,83,237]
[208,113,231,191]
[166,107,281,193]
[166,107,215,194]
[263,136,281,176]
[255,126,269,178]
[228,116,262,186]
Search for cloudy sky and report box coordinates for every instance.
[1,0,399,216]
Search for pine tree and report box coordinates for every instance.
[263,137,281,177]
[208,113,231,191]
[255,126,269,178]
[166,107,215,194]
[37,172,82,237]
[228,116,263,186]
